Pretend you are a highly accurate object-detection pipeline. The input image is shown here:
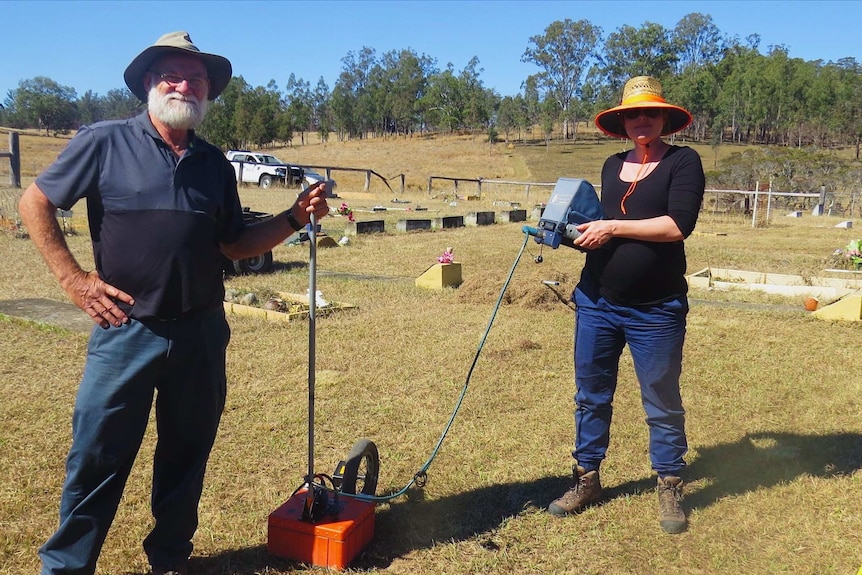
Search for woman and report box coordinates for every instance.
[547,76,705,535]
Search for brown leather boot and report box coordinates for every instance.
[657,475,687,534]
[547,465,602,517]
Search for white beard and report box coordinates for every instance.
[147,85,209,130]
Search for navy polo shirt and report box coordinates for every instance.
[36,112,245,320]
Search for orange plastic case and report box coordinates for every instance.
[268,489,375,570]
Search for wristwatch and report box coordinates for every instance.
[285,208,303,231]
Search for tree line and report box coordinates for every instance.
[2,13,862,158]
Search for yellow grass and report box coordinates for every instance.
[1,131,861,575]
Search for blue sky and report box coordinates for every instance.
[3,0,860,100]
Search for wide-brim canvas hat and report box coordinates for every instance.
[124,31,232,102]
[595,76,692,139]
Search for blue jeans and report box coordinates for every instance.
[40,310,230,575]
[572,286,688,477]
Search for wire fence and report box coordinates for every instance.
[430,177,859,228]
[0,186,23,234]
[2,177,858,236]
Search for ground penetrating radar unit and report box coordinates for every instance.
[524,178,603,249]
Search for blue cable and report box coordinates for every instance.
[342,230,533,503]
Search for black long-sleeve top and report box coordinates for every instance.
[581,145,705,306]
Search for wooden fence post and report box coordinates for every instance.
[10,132,20,188]
[1,132,21,188]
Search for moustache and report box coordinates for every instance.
[164,94,200,106]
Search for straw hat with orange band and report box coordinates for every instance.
[595,76,692,139]
[595,76,693,214]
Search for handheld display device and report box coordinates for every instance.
[523,178,603,249]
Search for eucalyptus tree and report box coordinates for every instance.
[600,22,677,90]
[284,74,314,143]
[77,90,102,125]
[227,77,280,149]
[5,76,78,134]
[483,88,503,137]
[497,95,524,143]
[101,88,141,121]
[782,57,828,147]
[228,83,265,149]
[199,76,248,150]
[330,81,357,140]
[311,77,332,142]
[521,75,542,139]
[581,65,617,128]
[364,61,388,135]
[663,65,718,142]
[231,82,256,149]
[539,96,559,147]
[412,56,499,134]
[331,47,377,139]
[376,48,435,135]
[459,56,496,131]
[78,87,142,126]
[672,13,724,74]
[421,57,492,133]
[830,58,862,157]
[713,39,763,144]
[242,82,281,148]
[736,45,821,146]
[756,46,800,145]
[422,65,464,132]
[522,18,602,139]
[665,13,724,142]
[806,61,849,148]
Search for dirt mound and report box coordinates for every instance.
[456,263,578,311]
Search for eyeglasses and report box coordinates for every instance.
[149,71,209,91]
[621,108,662,120]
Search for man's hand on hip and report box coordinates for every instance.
[65,270,135,329]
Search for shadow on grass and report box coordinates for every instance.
[177,431,862,574]
[683,431,862,510]
[593,432,862,513]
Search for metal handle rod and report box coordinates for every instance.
[306,212,317,484]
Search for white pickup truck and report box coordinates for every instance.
[226,150,304,189]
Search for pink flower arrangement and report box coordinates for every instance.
[337,202,355,222]
[437,247,454,264]
[828,239,862,270]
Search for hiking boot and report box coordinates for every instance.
[657,475,686,534]
[152,567,187,575]
[547,465,602,517]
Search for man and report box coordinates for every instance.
[18,32,329,575]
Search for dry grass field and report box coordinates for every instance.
[1,129,861,575]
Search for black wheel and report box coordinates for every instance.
[232,251,274,274]
[259,175,273,189]
[340,438,379,496]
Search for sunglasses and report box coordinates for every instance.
[149,71,209,92]
[621,108,663,120]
